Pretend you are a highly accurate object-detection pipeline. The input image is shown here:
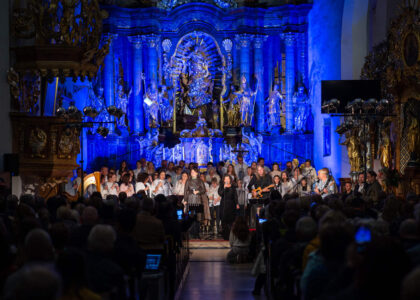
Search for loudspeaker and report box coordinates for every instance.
[3,154,19,175]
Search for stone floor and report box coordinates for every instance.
[179,246,265,300]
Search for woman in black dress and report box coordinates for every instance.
[219,174,239,240]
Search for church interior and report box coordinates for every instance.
[0,0,419,299]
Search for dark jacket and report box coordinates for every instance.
[363,180,382,204]
[133,212,165,250]
[218,184,238,223]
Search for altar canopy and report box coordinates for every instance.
[56,0,314,169]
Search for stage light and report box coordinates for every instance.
[345,98,363,111]
[321,98,340,112]
[362,98,377,111]
[376,99,391,112]
[83,106,99,119]
[56,107,66,117]
[96,126,109,138]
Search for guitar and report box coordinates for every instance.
[252,184,275,198]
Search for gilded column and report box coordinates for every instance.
[282,32,295,132]
[128,35,144,133]
[254,35,267,133]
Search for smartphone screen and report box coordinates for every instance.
[355,226,371,244]
[177,209,183,220]
[258,218,267,224]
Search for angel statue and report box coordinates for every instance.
[293,86,310,132]
[265,82,283,130]
[234,74,260,126]
[158,85,174,125]
[143,74,163,128]
[407,114,420,161]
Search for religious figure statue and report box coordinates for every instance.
[143,76,164,128]
[223,84,240,127]
[378,127,392,169]
[340,129,362,173]
[158,85,174,126]
[293,86,310,132]
[116,84,132,128]
[179,42,214,115]
[407,116,420,159]
[265,83,282,130]
[234,75,259,126]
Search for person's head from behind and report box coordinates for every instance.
[296,216,317,242]
[80,206,98,226]
[117,208,137,234]
[15,265,61,300]
[142,197,154,214]
[87,224,116,254]
[319,224,353,263]
[402,267,420,300]
[25,228,54,263]
[232,216,250,242]
[137,172,149,183]
[56,248,87,293]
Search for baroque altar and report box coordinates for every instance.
[62,0,315,169]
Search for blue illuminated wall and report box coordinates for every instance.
[45,2,320,171]
[308,0,345,181]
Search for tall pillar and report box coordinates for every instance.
[297,31,308,88]
[235,34,253,84]
[282,32,296,132]
[128,35,144,134]
[254,35,267,133]
[103,33,118,107]
[145,34,160,86]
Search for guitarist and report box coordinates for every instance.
[313,168,337,198]
[247,165,272,227]
[248,165,273,200]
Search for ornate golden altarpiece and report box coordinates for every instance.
[361,4,420,195]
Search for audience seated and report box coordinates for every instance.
[133,197,165,250]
